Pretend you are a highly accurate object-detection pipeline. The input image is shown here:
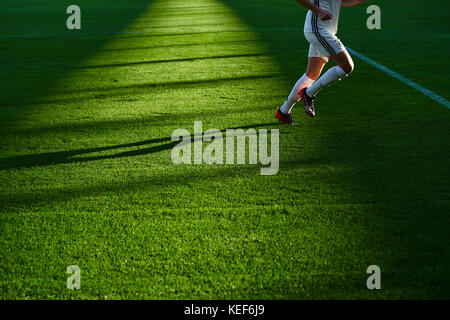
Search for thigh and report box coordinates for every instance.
[306,54,328,80]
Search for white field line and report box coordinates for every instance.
[4,27,449,108]
[346,47,450,109]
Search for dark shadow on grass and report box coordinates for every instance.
[98,39,261,53]
[2,74,280,107]
[83,28,281,41]
[70,74,279,94]
[0,122,278,171]
[77,53,268,69]
[3,106,277,137]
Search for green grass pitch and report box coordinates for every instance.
[0,0,449,299]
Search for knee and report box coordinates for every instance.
[342,61,354,75]
[342,58,355,75]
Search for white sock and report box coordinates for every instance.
[280,74,314,114]
[306,66,348,97]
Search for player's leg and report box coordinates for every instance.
[276,47,328,124]
[279,57,327,114]
[305,48,354,98]
[306,56,328,81]
[329,49,354,74]
[300,34,352,117]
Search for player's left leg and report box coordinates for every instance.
[276,55,328,125]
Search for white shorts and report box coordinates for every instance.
[305,31,345,61]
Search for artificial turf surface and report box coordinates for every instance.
[0,0,449,299]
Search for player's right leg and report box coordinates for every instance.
[329,49,354,75]
[300,32,353,117]
[306,48,354,98]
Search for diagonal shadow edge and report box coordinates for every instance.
[0,122,279,171]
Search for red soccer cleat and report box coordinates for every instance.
[275,108,297,125]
